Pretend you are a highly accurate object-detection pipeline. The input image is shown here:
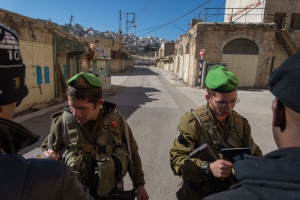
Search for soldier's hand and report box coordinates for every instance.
[42,149,60,160]
[136,186,149,200]
[209,159,233,178]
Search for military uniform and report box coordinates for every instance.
[170,65,262,200]
[41,73,145,198]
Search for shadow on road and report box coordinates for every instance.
[19,84,162,155]
[112,66,158,76]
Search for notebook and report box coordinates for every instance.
[221,147,251,163]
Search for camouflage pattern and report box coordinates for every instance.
[41,101,145,196]
[170,104,262,199]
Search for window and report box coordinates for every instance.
[274,12,287,30]
[290,13,300,30]
[223,38,259,55]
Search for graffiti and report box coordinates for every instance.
[227,0,262,22]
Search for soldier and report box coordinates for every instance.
[41,72,149,200]
[0,23,92,199]
[204,53,300,200]
[170,65,263,199]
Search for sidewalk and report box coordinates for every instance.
[12,66,138,123]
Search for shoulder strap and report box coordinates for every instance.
[230,111,243,139]
[230,111,255,155]
[192,106,221,144]
[62,109,80,147]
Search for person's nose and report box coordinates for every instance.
[225,102,233,110]
[72,108,81,117]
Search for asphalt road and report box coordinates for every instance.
[16,65,277,200]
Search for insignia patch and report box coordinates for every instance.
[13,77,20,89]
[77,77,91,87]
[111,121,117,128]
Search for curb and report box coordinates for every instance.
[13,101,68,123]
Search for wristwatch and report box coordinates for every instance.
[203,162,212,177]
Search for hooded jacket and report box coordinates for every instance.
[204,147,300,200]
[0,117,92,200]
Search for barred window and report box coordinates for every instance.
[223,38,259,55]
[274,12,287,30]
[290,13,300,30]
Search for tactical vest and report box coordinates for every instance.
[191,105,255,156]
[55,108,131,196]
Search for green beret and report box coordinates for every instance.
[205,65,239,92]
[67,72,103,88]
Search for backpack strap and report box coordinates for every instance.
[192,106,221,144]
[230,111,243,139]
[62,109,80,147]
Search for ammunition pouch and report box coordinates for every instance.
[64,147,89,185]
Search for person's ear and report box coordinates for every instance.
[205,94,211,102]
[97,99,104,107]
[272,98,286,131]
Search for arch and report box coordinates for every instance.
[220,35,262,55]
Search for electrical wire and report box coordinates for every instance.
[171,23,186,33]
[137,0,211,37]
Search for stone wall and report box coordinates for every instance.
[173,22,277,88]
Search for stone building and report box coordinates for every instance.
[156,42,175,71]
[225,0,300,71]
[81,37,132,74]
[174,22,275,88]
[0,8,89,113]
[165,0,299,89]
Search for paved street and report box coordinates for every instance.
[15,65,277,200]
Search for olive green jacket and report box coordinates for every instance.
[170,104,262,198]
[41,101,145,189]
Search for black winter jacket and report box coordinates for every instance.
[0,117,93,200]
[204,147,300,200]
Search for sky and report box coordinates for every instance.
[1,0,226,41]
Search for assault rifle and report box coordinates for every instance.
[93,189,136,200]
[189,143,238,191]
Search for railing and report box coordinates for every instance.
[196,8,267,23]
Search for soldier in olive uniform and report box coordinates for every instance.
[170,65,263,200]
[41,72,149,200]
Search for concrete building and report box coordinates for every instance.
[163,0,299,89]
[156,42,175,71]
[83,37,132,73]
[225,0,300,70]
[0,8,90,113]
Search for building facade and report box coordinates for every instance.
[0,8,88,113]
[161,0,299,89]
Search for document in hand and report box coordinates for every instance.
[221,148,251,163]
[22,147,49,159]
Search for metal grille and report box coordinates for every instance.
[223,38,259,55]
[291,13,300,30]
[274,12,287,30]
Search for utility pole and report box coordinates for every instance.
[126,13,135,35]
[68,15,73,32]
[126,13,135,55]
[119,10,122,34]
[119,10,123,71]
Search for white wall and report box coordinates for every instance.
[225,0,266,23]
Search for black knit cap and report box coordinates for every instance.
[268,52,300,113]
[0,23,28,105]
